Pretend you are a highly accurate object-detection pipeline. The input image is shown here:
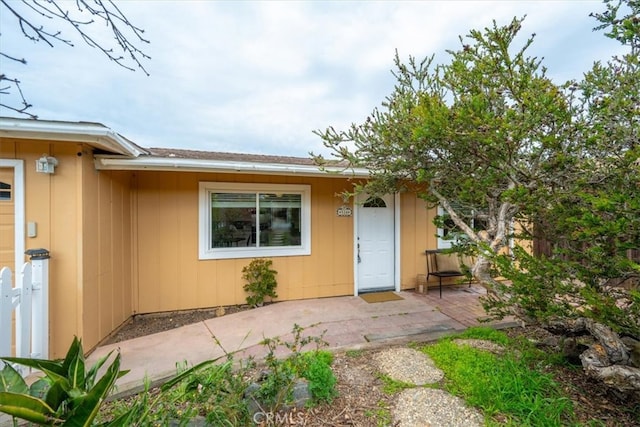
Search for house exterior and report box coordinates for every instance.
[0,117,442,358]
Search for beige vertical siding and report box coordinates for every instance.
[133,171,357,314]
[399,192,439,290]
[80,150,134,352]
[400,191,492,289]
[2,135,451,355]
[0,138,134,357]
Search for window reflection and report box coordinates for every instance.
[210,192,302,249]
[0,181,11,201]
[259,193,301,247]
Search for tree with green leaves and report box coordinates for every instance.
[316,16,573,294]
[315,0,639,394]
[496,0,640,394]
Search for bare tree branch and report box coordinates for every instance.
[2,0,73,47]
[0,75,37,118]
[0,52,27,64]
[0,0,151,117]
[47,0,151,74]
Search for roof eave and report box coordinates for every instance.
[0,117,146,157]
[94,155,370,178]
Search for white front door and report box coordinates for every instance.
[356,194,395,292]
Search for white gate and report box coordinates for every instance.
[0,250,49,364]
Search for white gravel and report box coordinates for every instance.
[394,388,484,427]
[373,347,444,385]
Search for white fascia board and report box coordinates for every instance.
[94,155,371,178]
[0,117,146,157]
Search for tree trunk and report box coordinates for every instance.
[472,255,499,289]
[546,317,640,395]
[428,188,640,393]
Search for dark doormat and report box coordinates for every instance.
[360,291,404,303]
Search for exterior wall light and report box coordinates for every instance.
[36,155,58,174]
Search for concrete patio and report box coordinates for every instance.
[88,285,518,395]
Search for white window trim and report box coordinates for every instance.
[199,182,311,260]
[436,204,479,249]
[437,204,514,250]
[437,205,454,249]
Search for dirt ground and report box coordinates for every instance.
[104,306,639,426]
[101,305,254,345]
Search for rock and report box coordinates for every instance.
[244,378,312,418]
[290,379,311,409]
[540,335,561,349]
[244,382,263,417]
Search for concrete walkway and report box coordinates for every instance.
[88,285,516,394]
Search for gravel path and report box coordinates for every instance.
[373,348,444,385]
[395,388,483,427]
[373,344,493,426]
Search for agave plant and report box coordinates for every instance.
[0,336,127,426]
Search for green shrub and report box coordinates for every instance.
[256,361,296,409]
[100,325,336,424]
[101,357,253,426]
[263,349,338,406]
[255,324,335,411]
[300,350,337,404]
[242,258,278,307]
[178,360,250,426]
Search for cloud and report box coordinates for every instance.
[0,0,626,157]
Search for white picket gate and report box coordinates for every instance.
[0,252,49,368]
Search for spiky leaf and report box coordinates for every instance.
[0,391,60,424]
[0,364,28,394]
[62,353,122,427]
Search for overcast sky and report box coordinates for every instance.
[0,1,625,157]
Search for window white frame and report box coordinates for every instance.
[199,182,311,260]
[436,205,486,249]
[436,205,454,249]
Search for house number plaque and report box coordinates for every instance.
[337,205,352,217]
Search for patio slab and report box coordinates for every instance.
[87,286,517,395]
